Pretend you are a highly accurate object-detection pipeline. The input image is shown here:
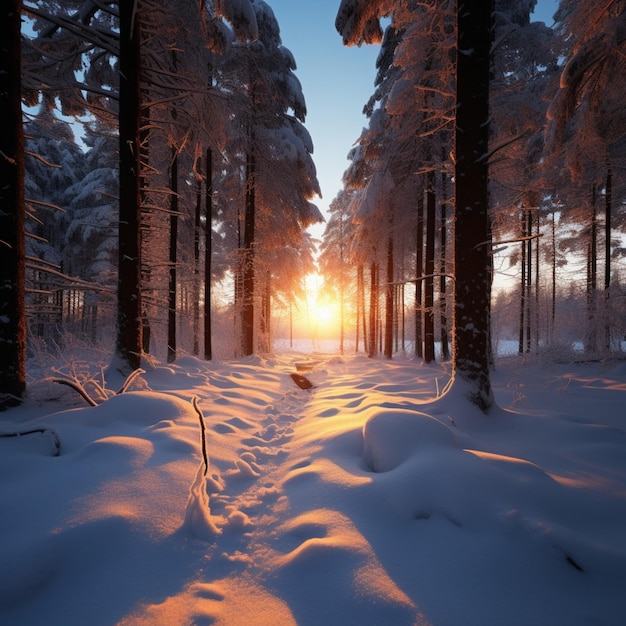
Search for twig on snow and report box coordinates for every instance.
[42,377,98,406]
[192,396,209,476]
[116,368,146,395]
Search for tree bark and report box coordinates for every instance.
[453,0,494,411]
[116,2,143,373]
[368,261,378,358]
[0,0,26,408]
[424,170,436,363]
[339,218,345,356]
[193,157,201,356]
[167,142,178,364]
[357,263,365,353]
[534,212,540,354]
[586,184,597,354]
[384,233,394,359]
[440,163,450,360]
[415,190,424,359]
[551,210,556,343]
[242,145,256,356]
[518,209,528,354]
[604,166,612,351]
[526,210,532,354]
[204,148,213,360]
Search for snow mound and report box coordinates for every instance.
[363,408,457,472]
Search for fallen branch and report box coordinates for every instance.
[116,369,146,395]
[40,367,145,408]
[192,396,209,476]
[42,377,98,407]
[0,428,61,456]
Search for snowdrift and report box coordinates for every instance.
[1,354,625,625]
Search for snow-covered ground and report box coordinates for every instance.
[1,350,625,625]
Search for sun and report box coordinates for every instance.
[291,272,343,339]
[315,304,333,324]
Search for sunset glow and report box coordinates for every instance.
[303,273,342,339]
[314,304,333,324]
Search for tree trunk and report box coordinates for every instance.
[116,2,143,373]
[339,234,345,356]
[534,212,540,354]
[204,147,213,360]
[440,162,450,360]
[604,166,612,351]
[586,184,597,354]
[518,209,527,354]
[259,269,271,352]
[526,210,532,354]
[140,81,151,355]
[0,0,26,408]
[401,282,406,353]
[424,170,436,363]
[193,157,201,356]
[415,190,424,359]
[453,0,494,411]
[368,261,378,358]
[550,210,556,343]
[357,263,365,353]
[242,145,256,356]
[167,142,178,364]
[384,233,394,359]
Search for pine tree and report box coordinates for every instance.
[336,0,494,410]
[65,124,118,284]
[452,0,494,410]
[0,0,26,408]
[319,190,357,355]
[220,0,321,355]
[547,0,626,354]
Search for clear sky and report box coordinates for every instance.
[266,0,381,239]
[266,0,559,238]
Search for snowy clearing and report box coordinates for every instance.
[1,352,625,625]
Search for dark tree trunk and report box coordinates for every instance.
[440,163,450,360]
[604,166,612,351]
[0,0,26,408]
[534,212,540,354]
[415,190,424,359]
[259,269,271,352]
[139,83,151,355]
[167,143,178,364]
[453,0,494,411]
[526,210,532,354]
[167,52,179,364]
[357,263,365,352]
[586,184,598,354]
[424,170,436,363]
[242,145,256,356]
[339,232,345,356]
[401,282,406,352]
[384,233,394,359]
[193,157,201,356]
[550,210,556,343]
[518,209,527,354]
[204,148,213,360]
[116,2,143,373]
[368,261,378,358]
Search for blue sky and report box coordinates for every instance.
[267,0,559,234]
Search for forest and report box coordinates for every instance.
[2,3,626,625]
[1,0,626,412]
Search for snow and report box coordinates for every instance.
[1,350,626,625]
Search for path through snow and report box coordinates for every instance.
[2,352,625,625]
